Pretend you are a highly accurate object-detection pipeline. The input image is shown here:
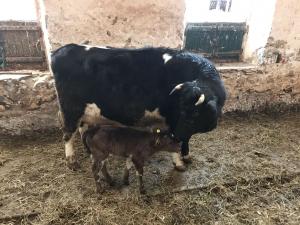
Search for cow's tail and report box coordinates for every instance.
[81,125,101,154]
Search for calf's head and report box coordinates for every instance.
[151,128,181,153]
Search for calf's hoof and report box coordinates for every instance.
[96,186,105,194]
[139,188,146,195]
[108,179,115,187]
[182,155,192,164]
[66,156,80,171]
[123,179,129,186]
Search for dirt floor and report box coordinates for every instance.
[0,112,300,225]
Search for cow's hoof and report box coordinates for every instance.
[66,156,80,171]
[175,165,187,171]
[182,156,192,164]
[173,163,187,171]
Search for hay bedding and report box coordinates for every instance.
[0,112,299,225]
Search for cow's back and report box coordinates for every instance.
[51,44,177,125]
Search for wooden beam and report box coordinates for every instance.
[0,26,40,31]
[6,57,44,63]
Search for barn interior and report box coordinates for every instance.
[0,0,299,224]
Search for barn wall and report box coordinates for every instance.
[1,0,300,135]
[44,0,185,50]
[267,0,300,62]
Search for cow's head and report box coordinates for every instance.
[169,81,221,140]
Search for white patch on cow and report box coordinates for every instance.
[126,155,133,170]
[65,133,76,158]
[162,53,172,64]
[82,44,109,51]
[144,108,163,119]
[172,152,184,167]
[81,103,101,125]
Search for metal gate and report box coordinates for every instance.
[0,21,46,70]
[184,22,247,60]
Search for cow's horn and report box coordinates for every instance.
[195,94,205,106]
[169,83,183,95]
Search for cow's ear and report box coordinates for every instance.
[207,98,217,114]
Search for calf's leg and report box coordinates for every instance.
[132,158,145,194]
[91,157,104,193]
[123,156,133,185]
[100,160,113,186]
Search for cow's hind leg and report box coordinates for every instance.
[59,108,84,170]
[64,131,79,170]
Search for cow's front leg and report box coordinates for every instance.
[181,139,192,164]
[172,152,186,171]
[172,138,191,171]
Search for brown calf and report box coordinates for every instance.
[82,124,181,194]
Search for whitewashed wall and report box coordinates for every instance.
[184,0,277,61]
[0,0,37,21]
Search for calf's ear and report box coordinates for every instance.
[155,137,160,145]
[150,127,161,134]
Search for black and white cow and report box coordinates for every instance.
[51,44,226,171]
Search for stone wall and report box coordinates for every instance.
[270,0,300,55]
[258,0,300,64]
[44,0,185,50]
[0,73,58,135]
[1,62,299,135]
[221,63,300,112]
